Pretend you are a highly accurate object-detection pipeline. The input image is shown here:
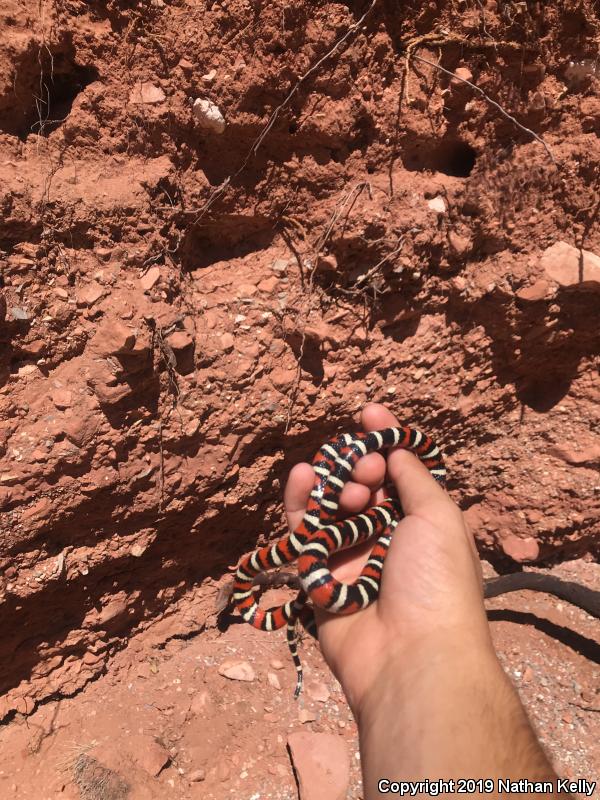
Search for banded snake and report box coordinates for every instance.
[232,426,445,696]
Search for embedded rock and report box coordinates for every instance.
[287,732,350,800]
[516,280,550,302]
[129,83,166,105]
[540,241,600,291]
[192,98,226,133]
[217,660,255,682]
[501,534,540,563]
[91,320,137,356]
[125,735,170,777]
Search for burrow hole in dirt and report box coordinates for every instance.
[402,137,477,178]
[0,43,98,139]
[518,377,572,413]
[31,60,99,138]
[179,216,276,270]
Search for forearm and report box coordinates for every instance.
[356,633,558,799]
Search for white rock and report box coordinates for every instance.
[565,60,599,85]
[306,680,330,703]
[427,196,446,214]
[541,241,600,291]
[298,708,317,724]
[17,365,39,378]
[271,258,288,274]
[193,98,226,134]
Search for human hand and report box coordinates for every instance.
[283,403,492,717]
[285,403,556,792]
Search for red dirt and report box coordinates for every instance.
[0,559,598,799]
[0,1,599,797]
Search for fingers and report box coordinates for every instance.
[340,451,387,512]
[284,463,314,532]
[361,402,400,431]
[351,451,385,492]
[363,401,481,577]
[285,407,392,533]
[286,402,457,542]
[284,450,387,532]
[284,463,380,531]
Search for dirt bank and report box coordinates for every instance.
[0,1,598,793]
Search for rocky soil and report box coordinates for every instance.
[0,0,598,797]
[0,559,598,800]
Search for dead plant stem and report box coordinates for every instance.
[353,237,404,289]
[411,52,556,164]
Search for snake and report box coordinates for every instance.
[232,426,446,697]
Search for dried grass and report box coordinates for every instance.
[73,754,130,800]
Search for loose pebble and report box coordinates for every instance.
[288,732,350,800]
[306,681,330,703]
[193,98,226,133]
[267,672,281,690]
[427,196,446,214]
[218,660,256,682]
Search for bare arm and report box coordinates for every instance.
[357,635,556,797]
[284,403,559,798]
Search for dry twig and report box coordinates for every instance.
[248,0,376,158]
[281,180,372,430]
[145,316,186,512]
[475,0,496,43]
[74,754,130,800]
[353,237,404,291]
[310,181,371,263]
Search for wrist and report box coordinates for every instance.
[354,630,557,794]
[353,626,499,728]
